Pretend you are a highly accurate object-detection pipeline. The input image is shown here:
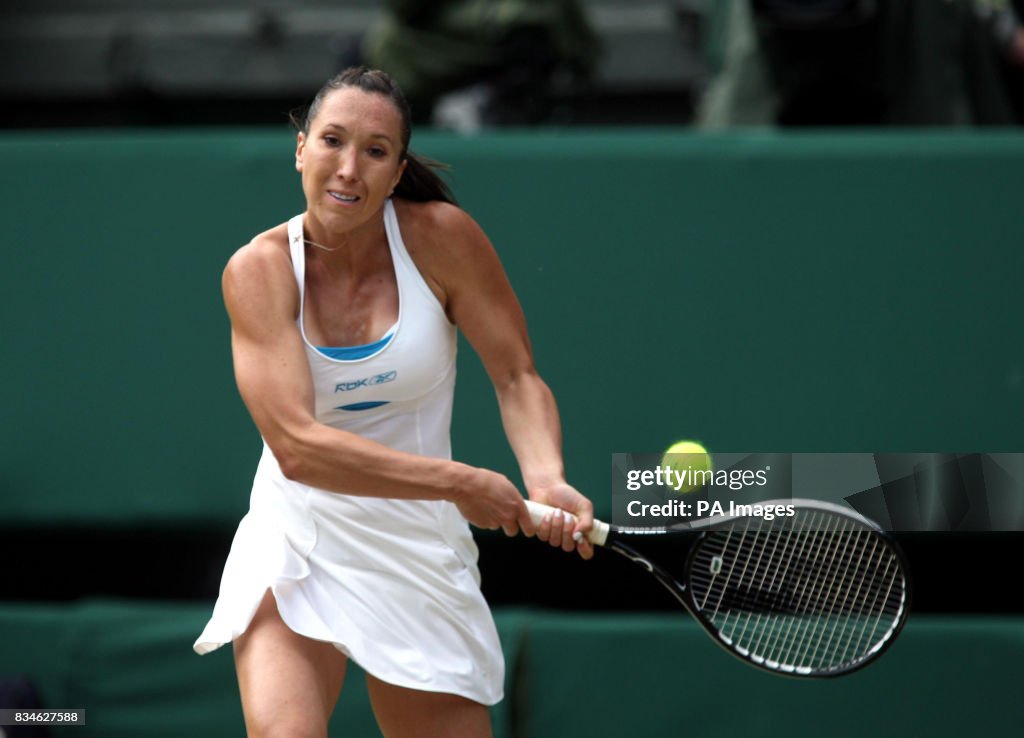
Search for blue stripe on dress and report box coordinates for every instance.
[316,332,392,360]
[335,401,390,412]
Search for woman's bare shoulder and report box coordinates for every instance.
[225,222,292,279]
[392,199,488,260]
[222,221,299,319]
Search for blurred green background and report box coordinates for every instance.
[2,128,1024,736]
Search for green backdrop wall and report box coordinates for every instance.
[1,602,1022,738]
[2,129,1023,526]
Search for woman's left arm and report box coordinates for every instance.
[491,361,595,559]
[410,201,594,558]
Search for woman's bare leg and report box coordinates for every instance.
[233,590,347,738]
[365,673,493,738]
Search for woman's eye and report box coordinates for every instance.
[324,135,341,146]
[368,147,386,158]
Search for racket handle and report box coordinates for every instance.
[524,500,610,547]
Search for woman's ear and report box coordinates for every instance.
[295,131,306,173]
[390,158,408,195]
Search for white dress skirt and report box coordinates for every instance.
[193,447,504,705]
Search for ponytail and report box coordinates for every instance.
[395,152,458,205]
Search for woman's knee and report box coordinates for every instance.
[243,711,329,738]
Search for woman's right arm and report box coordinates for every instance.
[222,237,533,536]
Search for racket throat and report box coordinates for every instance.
[610,541,695,612]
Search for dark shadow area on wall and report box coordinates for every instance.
[0,527,1021,615]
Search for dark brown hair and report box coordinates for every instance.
[292,67,457,205]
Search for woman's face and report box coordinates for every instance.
[295,86,407,235]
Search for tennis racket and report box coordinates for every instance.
[526,498,910,677]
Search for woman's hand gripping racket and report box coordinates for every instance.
[525,498,910,677]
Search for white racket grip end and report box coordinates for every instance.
[524,500,610,547]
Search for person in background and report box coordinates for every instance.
[360,0,601,131]
[698,0,1024,127]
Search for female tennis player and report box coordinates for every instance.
[193,66,594,738]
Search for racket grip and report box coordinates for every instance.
[524,500,610,547]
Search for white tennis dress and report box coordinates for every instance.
[194,200,504,705]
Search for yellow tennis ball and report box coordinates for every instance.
[660,440,713,494]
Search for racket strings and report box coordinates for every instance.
[687,510,907,675]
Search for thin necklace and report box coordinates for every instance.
[304,237,343,253]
